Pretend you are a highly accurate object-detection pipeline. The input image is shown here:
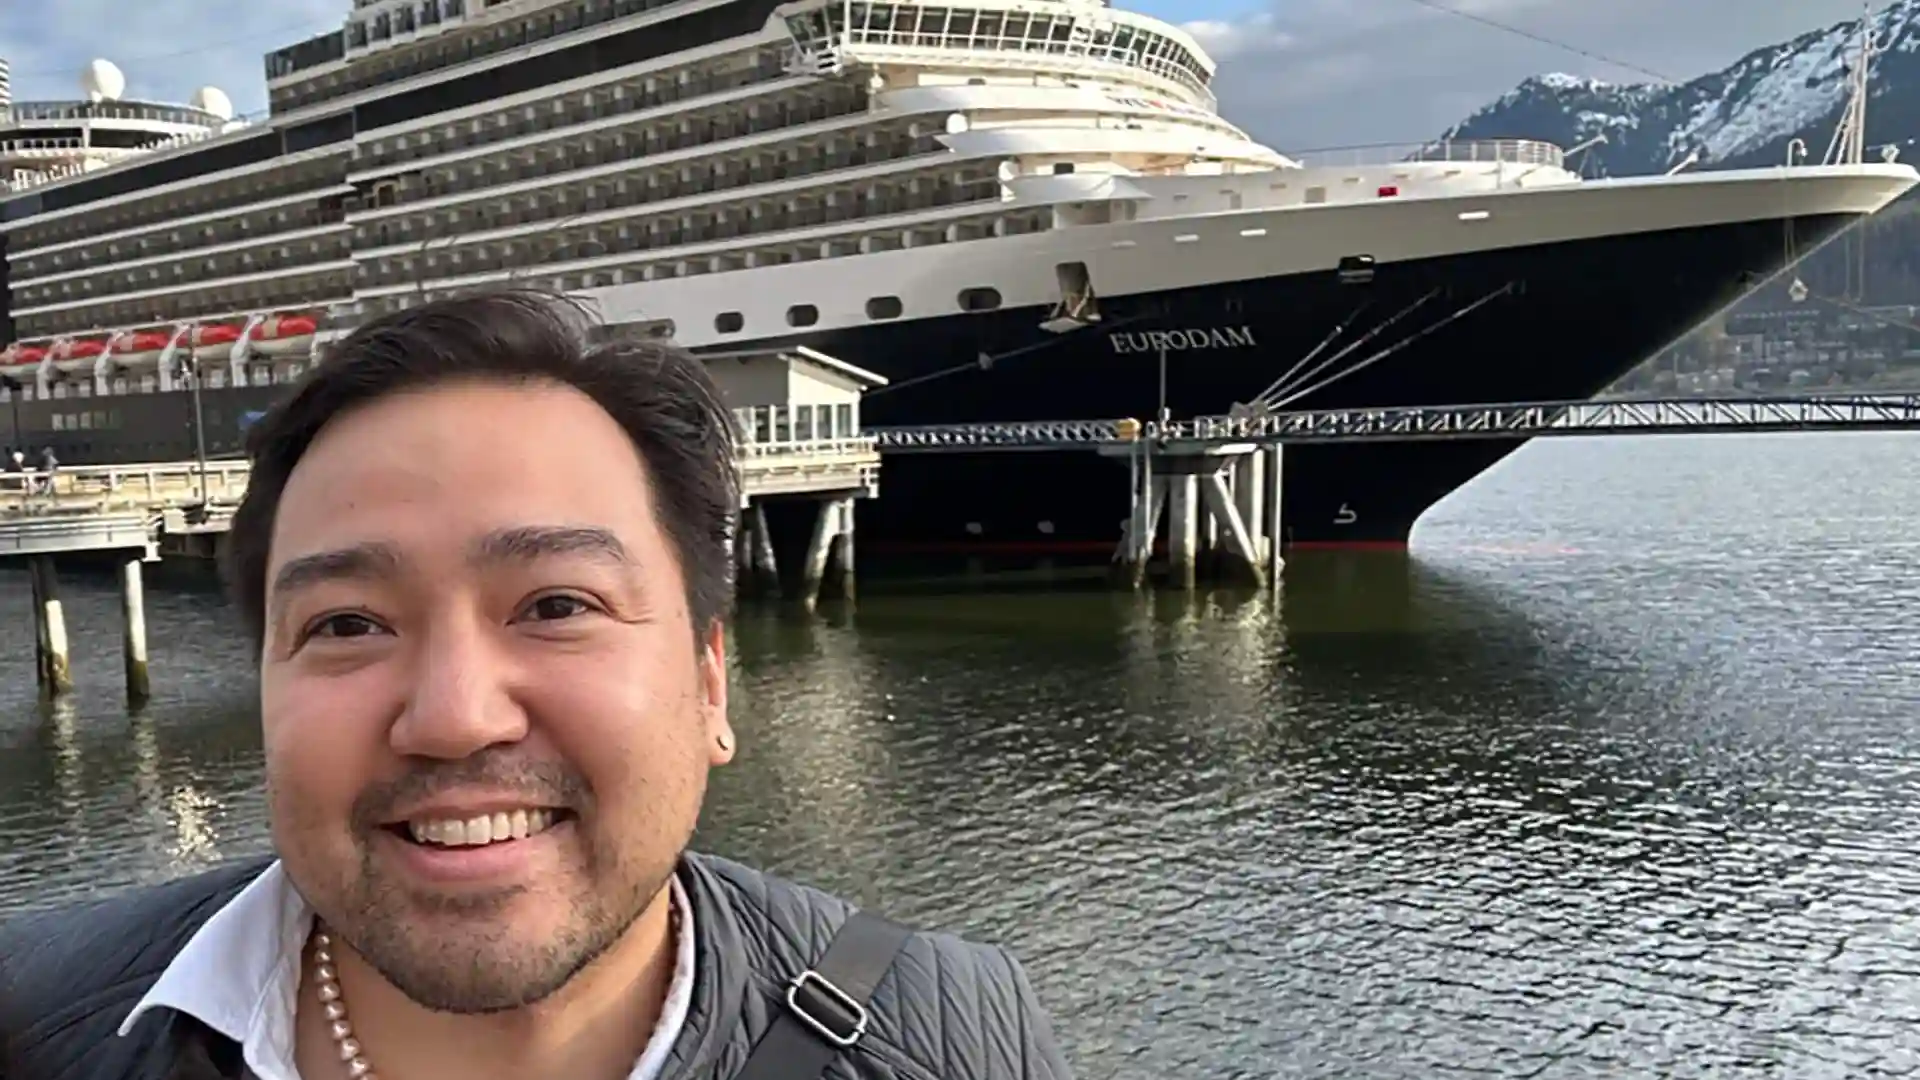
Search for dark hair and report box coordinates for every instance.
[223,286,739,649]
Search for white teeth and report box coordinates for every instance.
[406,808,557,847]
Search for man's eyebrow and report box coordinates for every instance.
[472,525,631,566]
[266,526,629,610]
[269,542,402,604]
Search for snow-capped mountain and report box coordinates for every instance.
[1445,1,1920,176]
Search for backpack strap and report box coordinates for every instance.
[732,911,913,1080]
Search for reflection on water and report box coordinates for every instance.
[5,432,1920,1077]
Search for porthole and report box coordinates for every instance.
[866,295,902,320]
[714,311,743,333]
[958,287,1001,312]
[787,304,819,327]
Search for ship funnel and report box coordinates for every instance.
[0,58,11,113]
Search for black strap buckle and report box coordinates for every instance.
[735,911,911,1080]
[785,969,869,1047]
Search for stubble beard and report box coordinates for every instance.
[320,833,674,1015]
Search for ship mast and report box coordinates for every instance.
[1824,2,1884,166]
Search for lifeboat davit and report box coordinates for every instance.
[248,315,318,357]
[109,330,173,370]
[190,323,241,361]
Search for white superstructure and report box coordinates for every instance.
[0,0,1912,408]
[1,59,243,192]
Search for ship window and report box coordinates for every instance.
[714,311,744,333]
[958,287,1000,312]
[787,304,819,327]
[865,296,902,320]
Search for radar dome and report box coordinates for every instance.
[81,58,125,102]
[191,86,234,120]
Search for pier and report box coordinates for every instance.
[870,392,1920,591]
[1,345,883,703]
[12,390,1920,699]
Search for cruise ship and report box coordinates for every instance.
[0,1,1914,553]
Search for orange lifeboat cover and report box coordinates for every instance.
[116,331,171,352]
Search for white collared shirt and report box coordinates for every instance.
[118,861,696,1080]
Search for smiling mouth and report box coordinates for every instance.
[381,808,576,848]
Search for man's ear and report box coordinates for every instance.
[699,619,733,765]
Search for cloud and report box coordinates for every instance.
[1189,0,1874,150]
[1183,13,1293,62]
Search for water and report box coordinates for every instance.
[5,431,1920,1077]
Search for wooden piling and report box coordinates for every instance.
[29,556,71,698]
[122,556,150,707]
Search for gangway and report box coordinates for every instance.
[868,394,1920,452]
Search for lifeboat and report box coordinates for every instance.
[50,337,107,375]
[0,343,46,380]
[190,322,241,362]
[108,330,173,370]
[248,314,318,357]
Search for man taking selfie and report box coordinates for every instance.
[0,288,1072,1080]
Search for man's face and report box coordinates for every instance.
[259,378,733,1013]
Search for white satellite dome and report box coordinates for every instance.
[81,58,126,103]
[190,85,234,120]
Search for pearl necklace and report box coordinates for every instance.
[309,927,376,1079]
[309,899,682,1078]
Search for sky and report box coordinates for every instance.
[0,0,1883,149]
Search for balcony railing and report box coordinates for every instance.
[1289,138,1568,171]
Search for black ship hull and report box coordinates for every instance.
[0,210,1860,552]
[786,209,1860,550]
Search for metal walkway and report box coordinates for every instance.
[869,394,1920,452]
[0,438,881,556]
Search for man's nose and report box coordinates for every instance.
[389,620,529,760]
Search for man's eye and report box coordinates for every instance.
[309,613,385,639]
[523,594,592,621]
